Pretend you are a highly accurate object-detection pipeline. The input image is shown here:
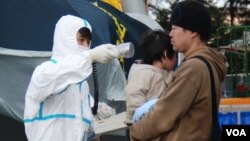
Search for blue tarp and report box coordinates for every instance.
[219,112,238,126]
[240,111,250,124]
[0,0,150,121]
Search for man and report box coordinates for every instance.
[130,1,227,141]
[23,15,120,141]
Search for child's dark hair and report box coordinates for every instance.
[140,30,175,65]
[78,27,92,41]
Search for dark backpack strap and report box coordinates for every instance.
[190,56,221,141]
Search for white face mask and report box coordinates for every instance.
[76,45,90,52]
[77,41,91,50]
[78,44,89,49]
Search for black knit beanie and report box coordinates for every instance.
[170,0,211,41]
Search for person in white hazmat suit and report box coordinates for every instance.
[23,15,120,141]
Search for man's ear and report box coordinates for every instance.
[190,31,198,38]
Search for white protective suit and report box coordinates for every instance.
[24,15,101,141]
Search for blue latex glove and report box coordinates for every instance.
[132,98,158,123]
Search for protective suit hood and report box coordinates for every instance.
[52,15,92,60]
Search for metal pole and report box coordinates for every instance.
[121,0,147,14]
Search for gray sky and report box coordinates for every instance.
[147,0,227,19]
[148,0,226,9]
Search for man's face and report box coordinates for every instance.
[169,25,192,54]
[76,32,90,48]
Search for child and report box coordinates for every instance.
[125,30,176,125]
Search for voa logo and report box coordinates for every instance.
[226,129,246,136]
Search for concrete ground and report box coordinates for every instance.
[0,114,128,141]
